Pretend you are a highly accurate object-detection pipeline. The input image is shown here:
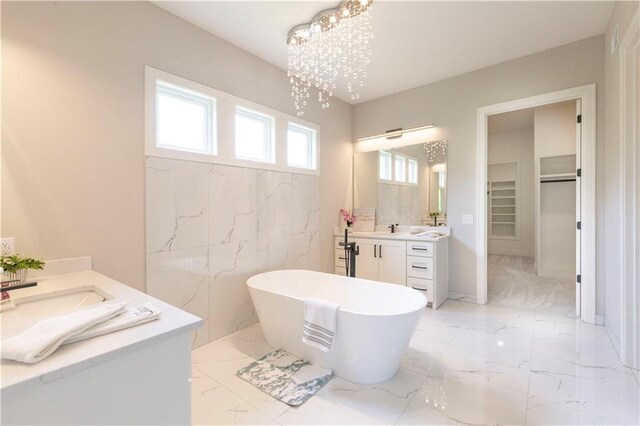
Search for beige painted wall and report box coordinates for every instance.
[352,35,605,309]
[1,1,352,291]
[603,0,639,353]
[488,129,534,257]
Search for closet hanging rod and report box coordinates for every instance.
[540,179,576,183]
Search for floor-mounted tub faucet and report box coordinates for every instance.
[339,229,359,278]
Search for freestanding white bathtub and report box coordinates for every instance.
[247,270,427,384]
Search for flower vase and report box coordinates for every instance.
[3,269,27,285]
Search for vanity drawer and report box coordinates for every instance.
[407,242,434,257]
[407,277,434,304]
[406,256,434,280]
[335,266,347,277]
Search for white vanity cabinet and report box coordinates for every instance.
[405,239,449,309]
[356,238,407,285]
[334,237,406,285]
[334,233,449,309]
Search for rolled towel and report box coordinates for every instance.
[64,303,161,344]
[1,300,128,364]
[302,297,338,353]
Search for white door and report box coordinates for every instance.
[378,240,407,285]
[354,239,379,281]
[576,99,582,317]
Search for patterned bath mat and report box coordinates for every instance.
[236,349,332,406]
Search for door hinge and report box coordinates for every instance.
[577,168,581,177]
[577,221,581,230]
[577,114,582,124]
[577,274,581,283]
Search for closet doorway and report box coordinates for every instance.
[486,102,578,318]
[476,84,596,324]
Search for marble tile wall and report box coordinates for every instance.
[145,157,320,347]
[377,183,421,225]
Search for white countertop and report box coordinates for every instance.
[0,269,202,395]
[334,229,450,243]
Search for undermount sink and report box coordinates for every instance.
[0,286,111,338]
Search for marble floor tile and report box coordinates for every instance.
[529,338,639,424]
[276,369,424,425]
[463,305,536,342]
[190,297,636,425]
[418,299,477,327]
[192,324,274,382]
[488,254,576,318]
[221,374,290,420]
[434,330,532,393]
[525,395,620,425]
[401,348,441,378]
[397,371,529,425]
[192,375,273,425]
[533,316,613,346]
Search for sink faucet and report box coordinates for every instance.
[1,278,38,302]
[388,223,399,233]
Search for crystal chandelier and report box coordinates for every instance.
[287,0,374,116]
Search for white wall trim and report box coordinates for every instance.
[618,10,639,369]
[476,84,597,324]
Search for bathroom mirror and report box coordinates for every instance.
[353,140,448,227]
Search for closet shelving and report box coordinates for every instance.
[489,180,517,238]
[540,155,577,183]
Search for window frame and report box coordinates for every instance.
[155,80,216,156]
[287,122,317,170]
[145,66,320,176]
[378,150,393,181]
[235,106,276,164]
[407,158,419,184]
[378,150,419,186]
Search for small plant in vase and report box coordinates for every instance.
[1,254,45,285]
[429,211,441,226]
[340,209,357,228]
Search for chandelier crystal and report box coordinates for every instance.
[287,0,374,116]
[423,139,448,163]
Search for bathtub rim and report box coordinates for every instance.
[247,269,427,318]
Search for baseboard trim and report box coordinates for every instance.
[448,291,477,304]
[605,317,622,355]
[595,314,604,326]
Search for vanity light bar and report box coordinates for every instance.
[356,124,435,142]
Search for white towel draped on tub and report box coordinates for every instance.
[302,298,338,352]
[1,300,128,364]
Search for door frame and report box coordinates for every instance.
[619,11,639,369]
[475,84,596,324]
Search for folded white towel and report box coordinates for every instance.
[302,297,338,353]
[1,300,128,364]
[64,303,161,344]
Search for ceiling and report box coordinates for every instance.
[153,1,614,104]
